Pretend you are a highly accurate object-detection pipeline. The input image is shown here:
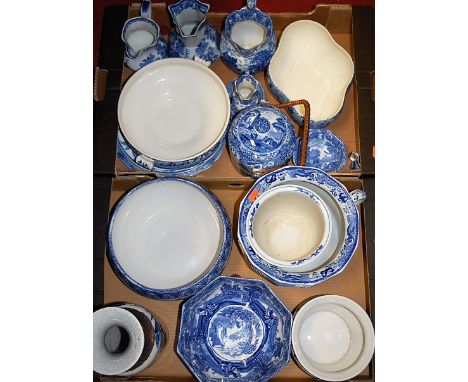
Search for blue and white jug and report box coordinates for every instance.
[121,0,167,71]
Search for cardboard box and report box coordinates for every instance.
[102,176,371,381]
[96,3,374,381]
[114,3,361,180]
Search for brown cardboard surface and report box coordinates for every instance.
[104,177,370,381]
[115,4,360,179]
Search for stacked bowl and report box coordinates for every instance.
[117,58,230,176]
[292,295,375,381]
[238,166,366,287]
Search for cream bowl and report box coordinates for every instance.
[107,178,232,300]
[246,184,338,273]
[117,58,230,170]
[292,295,375,381]
[267,20,354,128]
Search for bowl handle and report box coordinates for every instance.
[350,189,366,206]
[274,99,310,166]
[140,0,152,19]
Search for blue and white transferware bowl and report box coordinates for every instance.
[238,166,365,287]
[227,103,295,178]
[220,0,276,74]
[267,20,354,129]
[121,1,167,71]
[292,128,347,173]
[226,73,265,120]
[177,276,292,382]
[117,58,230,176]
[108,178,232,300]
[116,303,165,377]
[117,129,225,176]
[245,184,339,273]
[168,0,220,65]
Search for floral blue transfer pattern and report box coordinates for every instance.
[177,276,292,382]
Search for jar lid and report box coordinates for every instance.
[228,104,295,173]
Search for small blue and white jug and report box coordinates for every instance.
[121,0,167,71]
[167,0,220,65]
[226,73,265,120]
[220,0,276,74]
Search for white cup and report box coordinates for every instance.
[246,184,338,272]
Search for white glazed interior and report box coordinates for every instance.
[269,20,354,121]
[118,58,230,161]
[110,180,222,290]
[230,20,267,50]
[248,185,330,265]
[93,307,144,376]
[292,295,375,381]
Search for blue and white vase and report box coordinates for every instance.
[220,0,276,74]
[121,0,167,71]
[226,73,265,120]
[228,103,295,178]
[167,0,220,65]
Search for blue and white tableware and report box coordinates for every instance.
[118,58,230,176]
[238,166,365,287]
[245,184,339,273]
[220,0,276,74]
[107,178,232,300]
[293,128,347,172]
[93,304,165,376]
[117,128,225,176]
[227,103,295,178]
[292,295,375,381]
[267,20,354,128]
[121,0,167,71]
[167,0,220,65]
[226,73,265,120]
[177,276,292,382]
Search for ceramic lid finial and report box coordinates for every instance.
[247,0,257,9]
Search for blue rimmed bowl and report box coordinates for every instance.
[117,129,225,176]
[117,58,230,176]
[238,166,366,287]
[177,276,292,382]
[267,20,354,129]
[107,178,232,300]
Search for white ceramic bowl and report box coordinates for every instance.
[118,58,230,162]
[267,20,354,127]
[246,184,338,273]
[108,178,232,300]
[292,295,375,381]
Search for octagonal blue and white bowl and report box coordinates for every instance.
[177,276,292,382]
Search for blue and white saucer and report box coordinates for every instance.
[292,128,346,173]
[177,276,292,382]
[238,166,360,287]
[117,130,225,176]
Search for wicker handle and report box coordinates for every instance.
[274,99,310,166]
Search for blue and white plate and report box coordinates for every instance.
[117,129,225,176]
[238,166,361,287]
[108,178,232,300]
[292,129,346,173]
[177,276,292,382]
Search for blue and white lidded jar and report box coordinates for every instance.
[228,103,295,178]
